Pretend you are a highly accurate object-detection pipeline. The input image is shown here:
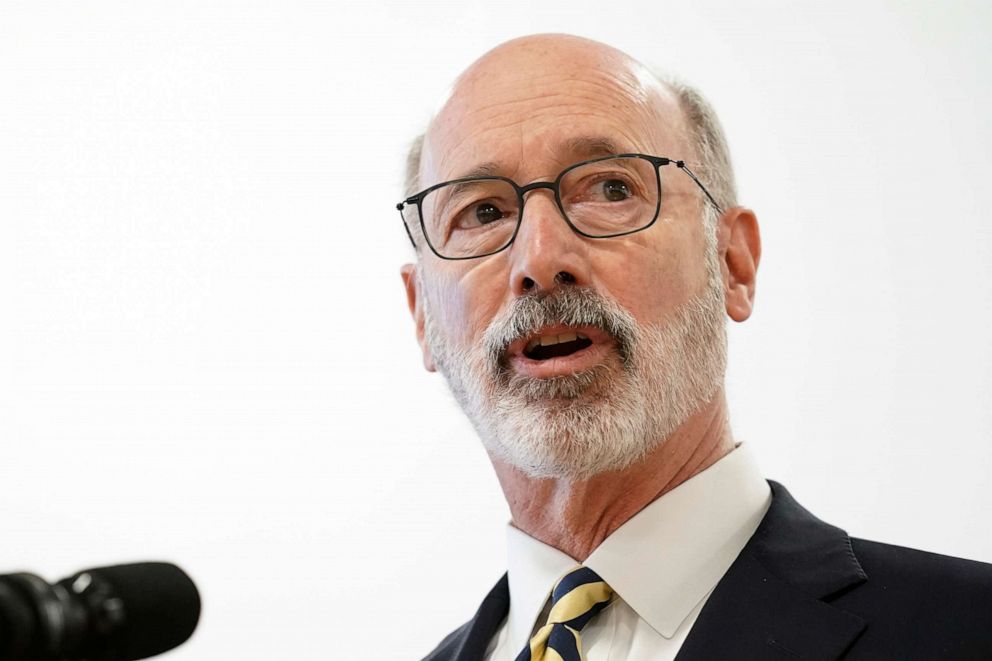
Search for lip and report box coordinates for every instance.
[505,325,615,379]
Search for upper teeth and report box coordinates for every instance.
[525,332,587,352]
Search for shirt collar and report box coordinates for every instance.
[504,444,771,650]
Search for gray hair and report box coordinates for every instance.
[662,75,738,214]
[404,133,426,199]
[402,74,736,243]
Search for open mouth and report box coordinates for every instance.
[503,325,613,380]
[523,332,594,361]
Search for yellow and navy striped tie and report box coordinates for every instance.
[515,565,614,661]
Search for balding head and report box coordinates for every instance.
[424,35,683,179]
[404,35,736,226]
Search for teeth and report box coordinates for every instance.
[525,332,586,352]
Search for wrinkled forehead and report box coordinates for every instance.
[421,38,690,187]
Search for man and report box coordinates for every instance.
[396,34,992,661]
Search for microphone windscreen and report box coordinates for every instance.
[82,562,201,661]
[0,579,35,657]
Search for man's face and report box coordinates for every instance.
[404,36,729,478]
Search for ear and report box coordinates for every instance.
[716,207,761,322]
[400,263,437,372]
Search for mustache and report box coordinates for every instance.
[482,287,638,372]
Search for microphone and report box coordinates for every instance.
[0,562,200,661]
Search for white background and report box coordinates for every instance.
[1,1,989,658]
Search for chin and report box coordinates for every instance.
[481,399,663,480]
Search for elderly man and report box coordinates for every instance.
[396,34,992,661]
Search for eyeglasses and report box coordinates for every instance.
[395,153,722,260]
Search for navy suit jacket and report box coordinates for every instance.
[423,482,992,660]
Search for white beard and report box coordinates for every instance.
[421,257,727,480]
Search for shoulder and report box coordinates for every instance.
[832,538,992,658]
[845,536,992,608]
[744,483,992,658]
[853,537,992,586]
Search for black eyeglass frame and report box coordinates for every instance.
[395,153,724,261]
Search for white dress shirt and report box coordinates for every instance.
[484,444,771,661]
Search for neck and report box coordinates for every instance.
[491,389,736,561]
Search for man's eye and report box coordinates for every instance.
[475,202,505,224]
[601,179,632,201]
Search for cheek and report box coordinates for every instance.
[426,260,508,344]
[596,224,709,322]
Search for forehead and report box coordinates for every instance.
[423,40,688,186]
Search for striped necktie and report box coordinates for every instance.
[515,565,614,661]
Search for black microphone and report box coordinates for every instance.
[0,562,200,661]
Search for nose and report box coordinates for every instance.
[508,189,592,296]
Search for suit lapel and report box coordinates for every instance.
[439,573,509,661]
[676,481,869,660]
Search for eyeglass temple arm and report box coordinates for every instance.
[674,161,724,214]
[396,201,418,248]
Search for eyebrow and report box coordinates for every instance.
[446,135,628,183]
[452,161,503,181]
[443,178,500,205]
[562,135,626,160]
